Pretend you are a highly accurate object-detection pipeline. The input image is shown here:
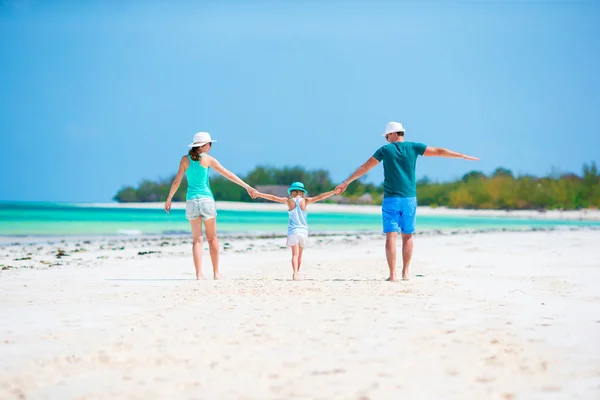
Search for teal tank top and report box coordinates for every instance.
[186,154,214,200]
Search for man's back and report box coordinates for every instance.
[373,141,427,198]
[335,122,478,281]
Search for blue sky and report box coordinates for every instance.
[1,0,599,202]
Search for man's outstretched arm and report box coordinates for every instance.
[423,147,479,160]
[335,157,380,194]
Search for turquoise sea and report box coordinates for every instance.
[1,202,599,237]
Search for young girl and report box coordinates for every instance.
[255,182,336,281]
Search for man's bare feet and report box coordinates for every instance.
[386,276,398,282]
[293,273,302,281]
[196,274,207,280]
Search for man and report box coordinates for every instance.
[334,121,479,282]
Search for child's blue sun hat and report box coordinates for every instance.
[288,182,307,195]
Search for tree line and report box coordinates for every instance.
[113,162,600,210]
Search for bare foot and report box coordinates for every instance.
[386,276,398,282]
[196,274,207,280]
[402,276,410,281]
[293,273,302,281]
[213,272,223,280]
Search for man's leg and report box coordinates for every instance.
[382,197,401,282]
[385,232,399,282]
[401,233,413,280]
[399,197,417,280]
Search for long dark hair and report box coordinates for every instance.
[188,146,201,161]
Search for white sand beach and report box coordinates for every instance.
[80,201,600,221]
[1,229,600,399]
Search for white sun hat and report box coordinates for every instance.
[383,121,406,136]
[188,131,217,148]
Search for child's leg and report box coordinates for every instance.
[297,246,304,271]
[290,245,300,280]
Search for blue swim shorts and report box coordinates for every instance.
[382,196,417,234]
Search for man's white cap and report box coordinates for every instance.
[188,131,217,148]
[383,121,405,136]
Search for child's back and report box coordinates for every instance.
[288,197,308,236]
[254,182,336,281]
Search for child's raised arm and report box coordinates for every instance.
[306,190,337,204]
[255,192,289,203]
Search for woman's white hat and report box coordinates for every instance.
[188,132,217,148]
[383,121,405,136]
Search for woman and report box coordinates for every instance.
[164,131,257,280]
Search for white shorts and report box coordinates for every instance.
[286,232,308,247]
[185,198,217,220]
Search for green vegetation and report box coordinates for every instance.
[114,162,600,210]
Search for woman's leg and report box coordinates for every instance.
[190,218,205,280]
[203,217,221,279]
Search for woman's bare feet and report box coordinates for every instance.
[386,275,398,282]
[293,273,302,281]
[196,274,207,280]
[213,272,223,280]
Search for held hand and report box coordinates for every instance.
[164,199,172,213]
[463,155,480,161]
[334,182,348,194]
[247,187,258,199]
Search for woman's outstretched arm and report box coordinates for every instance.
[207,156,257,198]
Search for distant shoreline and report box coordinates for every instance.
[76,201,600,221]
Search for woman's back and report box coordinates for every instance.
[186,154,213,200]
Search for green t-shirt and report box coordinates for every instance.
[372,141,427,198]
